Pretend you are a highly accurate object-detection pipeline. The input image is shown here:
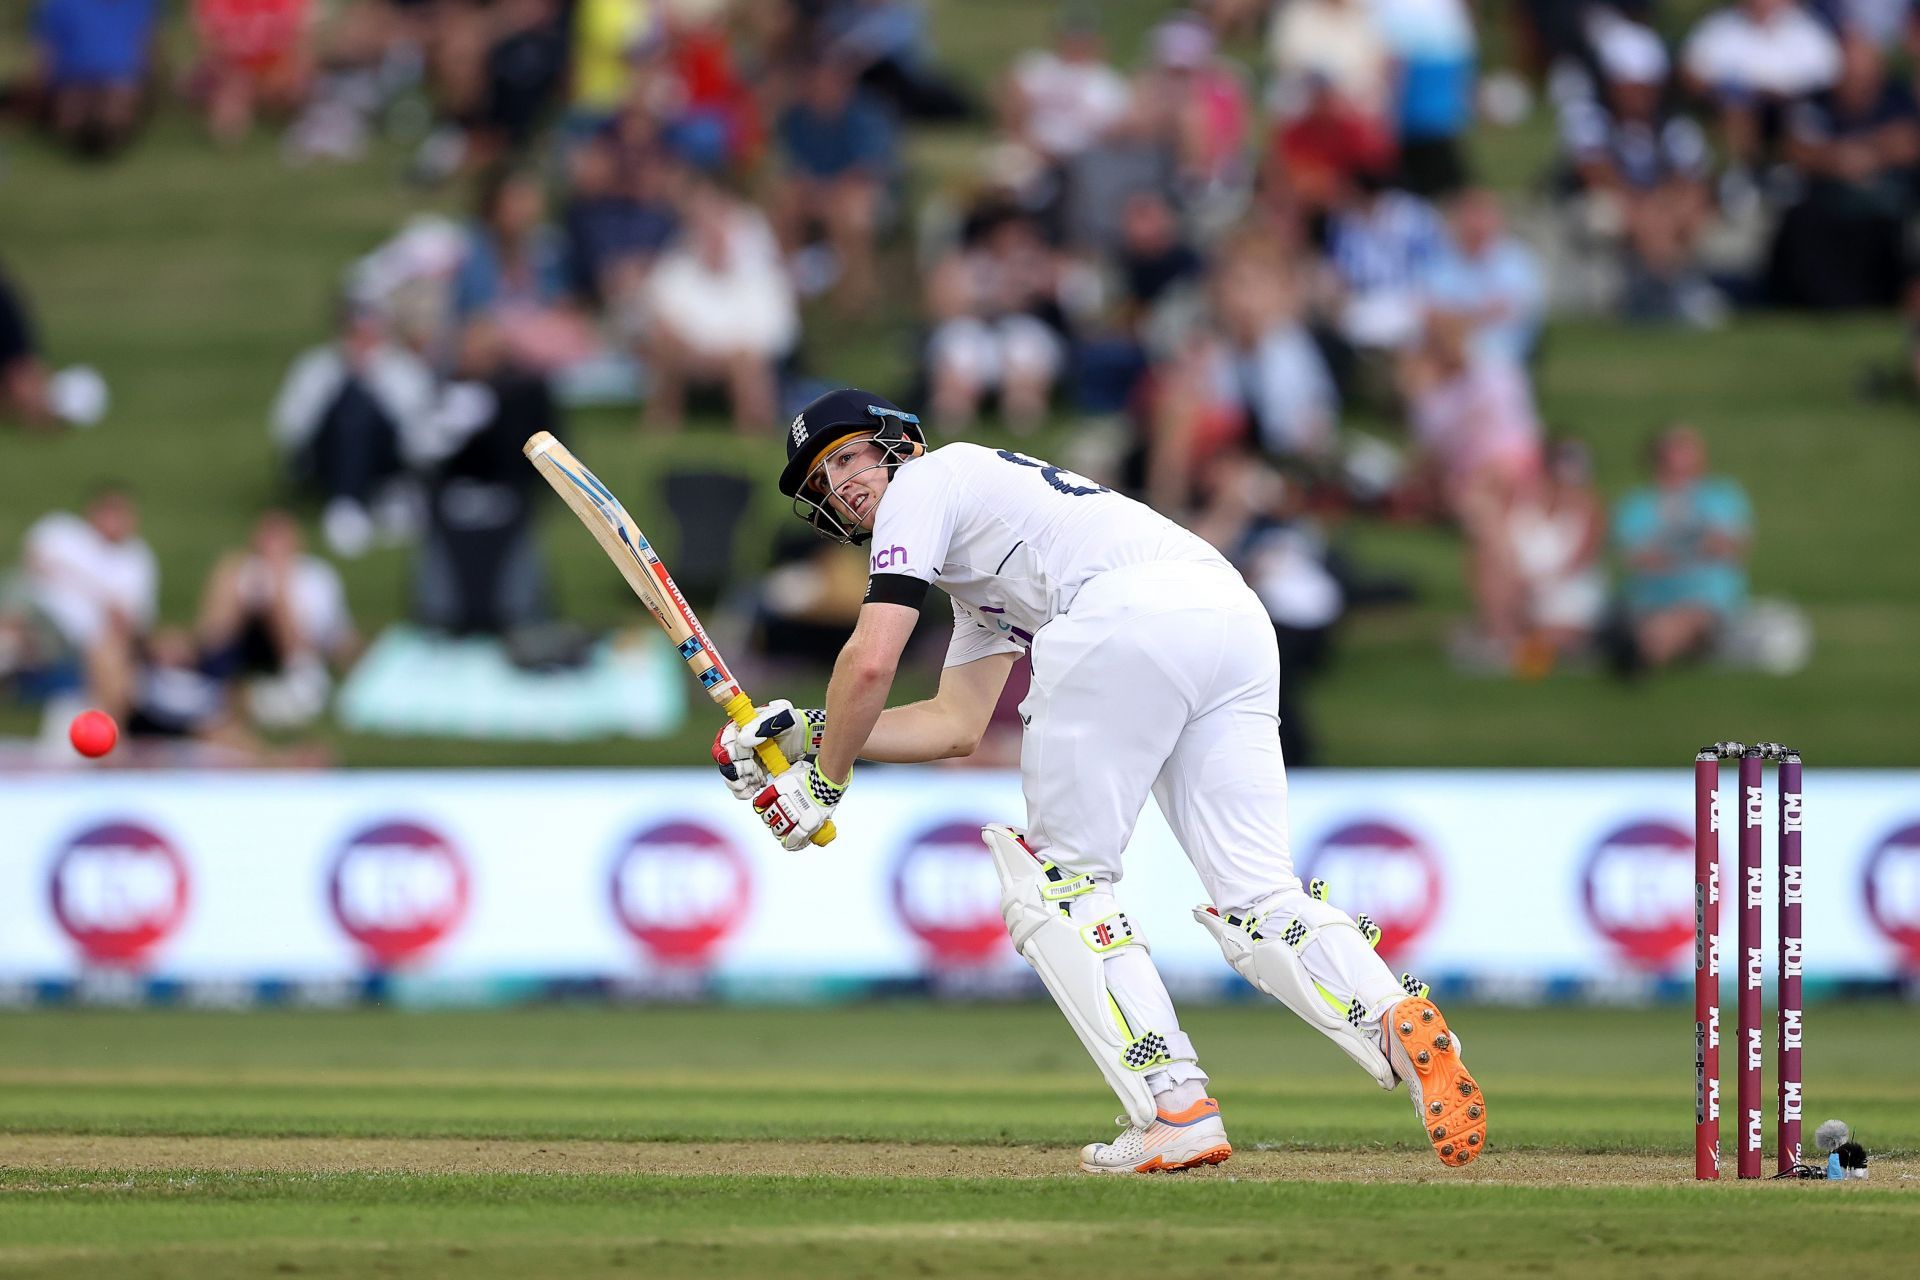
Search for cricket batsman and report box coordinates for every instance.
[713,388,1486,1173]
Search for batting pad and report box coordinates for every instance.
[983,824,1163,1128]
[1195,895,1398,1089]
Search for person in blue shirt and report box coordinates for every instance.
[773,58,895,314]
[31,0,158,157]
[1612,424,1753,668]
[1422,187,1546,367]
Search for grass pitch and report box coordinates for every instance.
[0,1004,1915,1277]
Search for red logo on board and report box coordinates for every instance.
[328,820,470,967]
[892,820,1007,966]
[1864,821,1920,971]
[609,820,752,965]
[1299,820,1444,960]
[1580,820,1695,971]
[47,820,190,967]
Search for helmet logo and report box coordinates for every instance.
[790,414,807,446]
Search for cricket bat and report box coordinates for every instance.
[523,430,835,846]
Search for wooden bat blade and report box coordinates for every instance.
[523,431,835,846]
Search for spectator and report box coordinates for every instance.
[19,485,156,722]
[1422,187,1547,366]
[1613,424,1753,670]
[190,0,315,146]
[1374,0,1478,197]
[1323,168,1448,358]
[1682,0,1842,195]
[1399,314,1543,661]
[412,324,557,637]
[1561,10,1720,326]
[270,297,436,558]
[1140,235,1337,514]
[197,509,357,730]
[772,57,896,314]
[1004,13,1129,169]
[1768,33,1919,308]
[562,134,682,322]
[1268,71,1397,219]
[642,176,797,431]
[567,0,657,128]
[816,0,975,121]
[1503,437,1608,675]
[1,263,108,430]
[125,624,250,749]
[1207,234,1339,467]
[1115,188,1206,320]
[1267,0,1392,123]
[30,0,159,158]
[1194,455,1343,765]
[923,200,1068,430]
[410,0,567,183]
[1137,10,1253,212]
[1059,91,1182,255]
[648,0,763,172]
[454,166,600,378]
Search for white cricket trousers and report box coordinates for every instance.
[1019,559,1299,909]
[1016,560,1301,1093]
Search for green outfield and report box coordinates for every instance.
[1,1004,1915,1277]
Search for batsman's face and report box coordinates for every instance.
[817,438,890,530]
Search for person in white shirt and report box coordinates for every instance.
[197,509,358,730]
[1268,0,1392,121]
[643,178,798,432]
[270,299,437,558]
[1682,0,1842,175]
[1004,17,1132,165]
[712,388,1488,1175]
[20,485,157,720]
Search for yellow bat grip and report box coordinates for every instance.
[723,693,836,846]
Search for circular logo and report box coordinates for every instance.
[1864,821,1920,970]
[1299,820,1443,960]
[608,820,751,965]
[327,820,470,967]
[47,820,190,966]
[1579,819,1695,971]
[891,820,1006,967]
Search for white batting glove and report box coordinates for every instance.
[753,761,847,851]
[710,700,826,802]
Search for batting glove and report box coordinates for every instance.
[753,761,847,851]
[712,700,826,802]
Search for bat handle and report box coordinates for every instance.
[723,693,837,847]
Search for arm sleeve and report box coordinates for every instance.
[944,599,1022,669]
[1700,480,1753,535]
[1612,491,1657,554]
[268,349,342,454]
[865,457,957,587]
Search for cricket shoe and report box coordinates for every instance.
[1079,1097,1232,1174]
[1384,996,1486,1168]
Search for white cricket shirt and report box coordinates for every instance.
[864,443,1227,666]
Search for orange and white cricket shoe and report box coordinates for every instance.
[1078,1097,1232,1174]
[1384,996,1487,1167]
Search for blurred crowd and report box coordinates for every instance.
[7,0,1872,764]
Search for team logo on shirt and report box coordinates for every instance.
[871,545,909,571]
